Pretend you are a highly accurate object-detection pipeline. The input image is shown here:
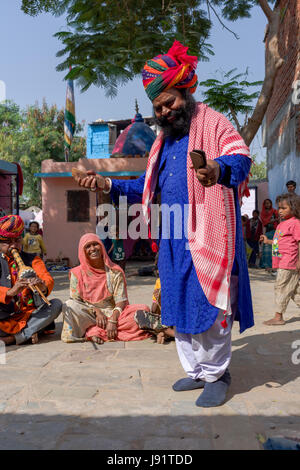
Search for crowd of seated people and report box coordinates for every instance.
[0,215,171,347]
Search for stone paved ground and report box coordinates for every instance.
[0,262,300,450]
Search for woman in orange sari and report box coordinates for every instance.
[61,233,151,344]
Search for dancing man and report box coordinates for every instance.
[74,41,254,407]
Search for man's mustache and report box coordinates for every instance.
[156,107,185,127]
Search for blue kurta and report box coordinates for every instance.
[111,134,254,334]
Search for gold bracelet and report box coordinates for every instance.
[112,307,122,315]
[108,319,118,324]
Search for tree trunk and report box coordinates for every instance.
[228,105,242,133]
[240,3,284,147]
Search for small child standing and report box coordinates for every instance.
[23,221,47,259]
[134,273,175,344]
[108,225,126,271]
[247,209,263,267]
[260,193,300,325]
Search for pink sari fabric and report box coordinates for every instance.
[71,233,128,304]
[72,233,151,342]
[86,304,151,342]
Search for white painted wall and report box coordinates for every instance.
[268,151,300,203]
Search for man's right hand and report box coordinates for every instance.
[74,170,109,192]
[6,279,29,298]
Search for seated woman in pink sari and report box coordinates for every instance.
[61,233,151,344]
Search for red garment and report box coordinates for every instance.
[260,206,278,229]
[0,215,24,240]
[142,40,198,101]
[71,233,127,305]
[71,233,151,343]
[142,102,251,314]
[0,255,54,334]
[85,304,151,342]
[272,217,300,269]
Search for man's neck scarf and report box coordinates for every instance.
[142,103,251,321]
[142,40,198,101]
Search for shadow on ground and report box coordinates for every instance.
[229,329,300,397]
[0,411,300,450]
[5,326,300,396]
[248,268,277,282]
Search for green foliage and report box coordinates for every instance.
[199,68,263,130]
[22,0,223,96]
[21,0,64,16]
[210,0,276,21]
[0,100,86,206]
[21,1,275,96]
[250,154,267,180]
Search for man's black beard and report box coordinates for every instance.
[154,92,197,139]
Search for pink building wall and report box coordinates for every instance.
[42,176,97,267]
[41,158,270,266]
[41,157,148,267]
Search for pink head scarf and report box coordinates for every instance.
[70,233,128,304]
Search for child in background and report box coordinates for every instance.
[134,267,175,344]
[260,193,300,325]
[260,198,279,272]
[241,215,251,261]
[23,221,47,259]
[247,209,263,267]
[108,225,126,271]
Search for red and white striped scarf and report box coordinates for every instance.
[142,103,251,315]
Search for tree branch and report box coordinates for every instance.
[162,0,173,13]
[206,0,211,22]
[240,5,284,146]
[122,0,131,18]
[206,0,239,40]
[257,0,274,22]
[228,105,241,133]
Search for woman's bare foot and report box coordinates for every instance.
[156,328,175,344]
[89,336,104,344]
[264,318,285,325]
[156,332,166,344]
[264,313,285,325]
[1,335,15,345]
[31,333,39,344]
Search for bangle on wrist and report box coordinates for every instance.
[112,306,122,316]
[103,178,112,194]
[108,319,118,324]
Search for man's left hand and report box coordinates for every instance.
[194,160,220,188]
[27,277,47,294]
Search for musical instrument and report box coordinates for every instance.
[10,248,51,306]
[71,167,88,180]
[72,168,106,191]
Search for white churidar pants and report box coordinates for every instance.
[175,275,238,383]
